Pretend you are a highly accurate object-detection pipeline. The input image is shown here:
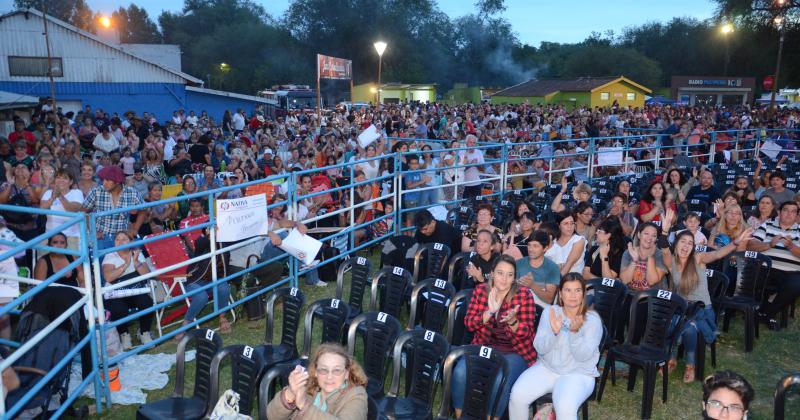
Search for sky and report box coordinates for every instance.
[1,0,719,45]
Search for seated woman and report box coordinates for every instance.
[459,255,536,420]
[572,202,596,245]
[708,204,746,248]
[175,231,232,340]
[664,228,751,382]
[637,181,676,224]
[504,211,536,260]
[701,370,754,420]
[139,182,175,237]
[583,219,626,279]
[509,273,603,420]
[546,210,587,276]
[102,231,154,350]
[704,192,742,231]
[746,195,777,230]
[550,176,591,213]
[620,216,671,292]
[267,343,368,419]
[465,230,500,288]
[462,203,504,252]
[599,193,637,236]
[727,176,757,208]
[664,167,697,206]
[510,201,538,236]
[34,232,84,289]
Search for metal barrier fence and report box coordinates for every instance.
[0,128,797,416]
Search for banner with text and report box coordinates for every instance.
[215,194,270,242]
[317,54,352,80]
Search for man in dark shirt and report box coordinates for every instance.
[685,169,720,203]
[413,209,462,257]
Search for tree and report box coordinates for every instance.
[14,0,94,31]
[112,5,162,43]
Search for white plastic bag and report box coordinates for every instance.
[209,390,252,420]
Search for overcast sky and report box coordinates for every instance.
[2,0,719,45]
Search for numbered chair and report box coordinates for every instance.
[587,278,628,349]
[446,289,474,345]
[136,328,223,420]
[408,278,457,333]
[258,297,351,404]
[691,269,730,380]
[252,287,305,370]
[447,252,474,291]
[597,289,688,420]
[379,329,450,420]
[207,345,266,418]
[446,205,474,229]
[774,373,800,420]
[333,256,373,319]
[412,242,452,286]
[370,266,413,320]
[434,345,510,420]
[347,311,403,399]
[718,251,772,352]
[686,199,710,217]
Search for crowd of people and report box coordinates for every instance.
[1,97,799,419]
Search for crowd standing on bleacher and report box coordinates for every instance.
[1,98,799,419]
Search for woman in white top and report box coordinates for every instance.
[509,273,603,420]
[546,210,587,275]
[354,144,380,180]
[39,169,84,250]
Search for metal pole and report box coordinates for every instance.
[769,22,786,115]
[208,193,219,313]
[42,6,57,109]
[80,218,103,414]
[376,56,382,105]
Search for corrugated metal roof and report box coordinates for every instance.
[492,77,621,97]
[0,9,202,85]
[186,86,278,105]
[0,90,39,110]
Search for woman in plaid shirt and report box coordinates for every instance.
[452,254,536,419]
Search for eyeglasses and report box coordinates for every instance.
[704,400,745,418]
[316,367,346,377]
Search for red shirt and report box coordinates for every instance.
[8,130,36,155]
[464,283,537,366]
[636,199,676,223]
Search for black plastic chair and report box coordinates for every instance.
[447,252,474,291]
[597,289,688,420]
[136,328,223,420]
[412,242,452,286]
[587,277,628,349]
[446,205,474,228]
[533,326,608,420]
[347,311,403,399]
[446,288,474,345]
[257,297,351,407]
[370,266,413,320]
[692,269,730,380]
[334,256,373,319]
[408,278,457,333]
[686,199,710,217]
[252,287,305,369]
[207,344,266,418]
[718,251,772,352]
[433,345,510,420]
[774,372,800,420]
[380,329,450,420]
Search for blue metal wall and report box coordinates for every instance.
[0,82,186,121]
[184,90,266,123]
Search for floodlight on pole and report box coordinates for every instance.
[720,22,734,76]
[374,41,387,105]
[99,16,111,28]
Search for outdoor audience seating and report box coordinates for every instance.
[446,251,473,291]
[369,266,413,320]
[377,329,450,420]
[597,289,688,420]
[412,242,452,287]
[774,372,800,420]
[207,344,266,418]
[719,251,772,352]
[408,278,457,333]
[434,345,510,420]
[586,277,629,350]
[445,289,474,346]
[252,287,305,375]
[136,328,223,420]
[690,269,731,380]
[331,255,373,321]
[346,311,403,400]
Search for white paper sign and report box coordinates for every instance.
[215,194,270,242]
[760,140,781,160]
[357,124,380,148]
[279,228,323,266]
[597,147,624,167]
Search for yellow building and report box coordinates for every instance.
[491,76,652,108]
[352,82,436,104]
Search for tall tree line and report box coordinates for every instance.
[13,0,800,96]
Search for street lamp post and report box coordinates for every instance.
[769,15,786,114]
[373,41,387,105]
[720,23,733,76]
[219,62,230,90]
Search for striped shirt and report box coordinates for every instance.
[753,219,800,272]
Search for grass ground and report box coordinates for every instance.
[81,250,800,420]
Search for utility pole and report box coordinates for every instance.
[42,5,57,110]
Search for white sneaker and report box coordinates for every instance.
[312,280,328,288]
[139,331,153,345]
[120,332,132,350]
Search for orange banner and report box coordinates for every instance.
[317,54,352,80]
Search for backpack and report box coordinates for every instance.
[2,185,34,225]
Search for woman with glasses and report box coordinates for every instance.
[267,343,368,419]
[462,203,504,253]
[709,204,747,248]
[583,219,626,279]
[572,202,596,244]
[701,371,754,420]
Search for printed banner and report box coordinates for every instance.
[317,54,352,80]
[215,193,270,242]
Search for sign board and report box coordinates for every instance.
[215,193,270,242]
[317,54,352,80]
[763,76,775,91]
[596,146,624,167]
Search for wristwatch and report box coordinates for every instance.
[602,257,609,262]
